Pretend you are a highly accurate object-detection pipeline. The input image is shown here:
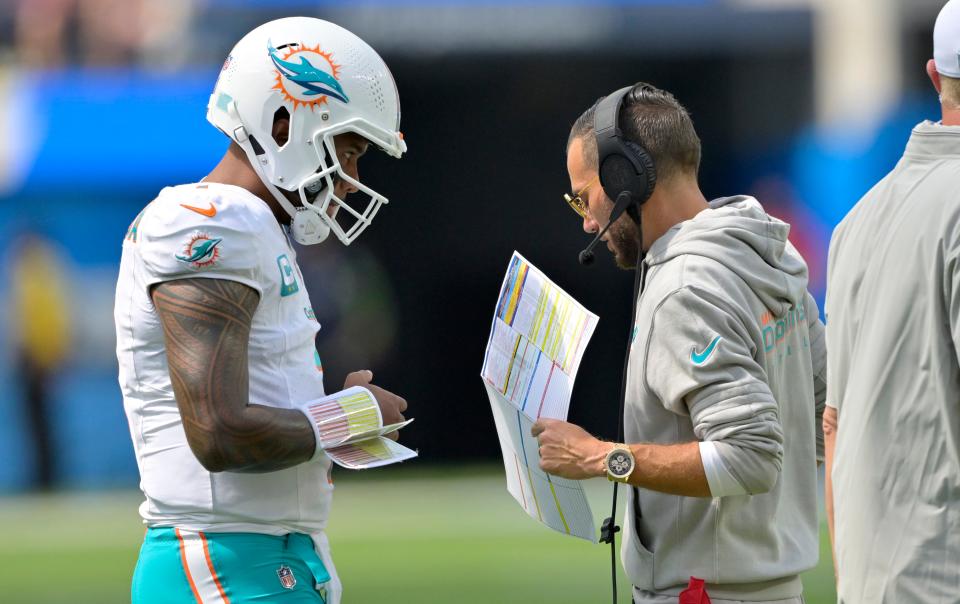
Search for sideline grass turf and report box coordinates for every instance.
[0,466,836,603]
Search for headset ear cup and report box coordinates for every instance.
[623,141,657,206]
[598,153,641,203]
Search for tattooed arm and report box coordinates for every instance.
[151,278,316,473]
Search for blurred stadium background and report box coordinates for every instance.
[0,0,946,601]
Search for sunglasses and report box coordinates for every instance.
[562,176,600,219]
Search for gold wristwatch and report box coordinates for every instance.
[604,444,635,483]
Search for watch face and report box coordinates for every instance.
[608,451,633,477]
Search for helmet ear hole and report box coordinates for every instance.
[248,134,265,156]
[272,107,291,148]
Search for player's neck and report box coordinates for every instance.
[204,144,290,225]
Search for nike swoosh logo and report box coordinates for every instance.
[180,202,217,218]
[691,336,722,365]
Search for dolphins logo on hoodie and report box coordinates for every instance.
[269,42,349,110]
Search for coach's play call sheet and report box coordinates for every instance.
[482,252,598,542]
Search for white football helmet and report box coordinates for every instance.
[207,17,406,245]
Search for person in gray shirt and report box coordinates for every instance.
[824,2,960,602]
[533,82,826,603]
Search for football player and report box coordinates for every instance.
[114,17,408,604]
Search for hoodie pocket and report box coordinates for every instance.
[621,491,655,590]
[623,531,655,590]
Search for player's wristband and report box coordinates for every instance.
[296,386,377,458]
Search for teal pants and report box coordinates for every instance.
[132,528,330,603]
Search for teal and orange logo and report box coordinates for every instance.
[176,233,222,268]
[269,42,349,110]
[761,303,806,354]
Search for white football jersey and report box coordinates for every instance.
[114,182,333,534]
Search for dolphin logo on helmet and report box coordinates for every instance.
[268,43,350,104]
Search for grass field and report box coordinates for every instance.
[0,466,836,603]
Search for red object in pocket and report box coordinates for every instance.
[678,576,712,604]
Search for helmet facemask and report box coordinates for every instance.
[294,120,399,246]
[238,111,403,247]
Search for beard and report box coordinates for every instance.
[608,218,641,270]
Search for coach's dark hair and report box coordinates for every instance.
[568,82,701,182]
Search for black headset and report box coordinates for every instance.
[577,85,659,266]
[594,84,658,216]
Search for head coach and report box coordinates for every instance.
[532,82,827,603]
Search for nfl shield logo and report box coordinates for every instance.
[277,565,297,590]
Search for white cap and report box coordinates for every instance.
[935,0,960,77]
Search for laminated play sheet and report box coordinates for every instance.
[481,252,598,541]
[302,386,417,469]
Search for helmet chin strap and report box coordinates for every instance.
[290,181,332,245]
[236,132,331,245]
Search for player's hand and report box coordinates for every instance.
[344,370,374,390]
[344,370,407,440]
[531,419,607,480]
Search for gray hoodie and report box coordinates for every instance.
[622,195,826,600]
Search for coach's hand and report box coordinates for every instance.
[344,370,407,440]
[531,419,607,480]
